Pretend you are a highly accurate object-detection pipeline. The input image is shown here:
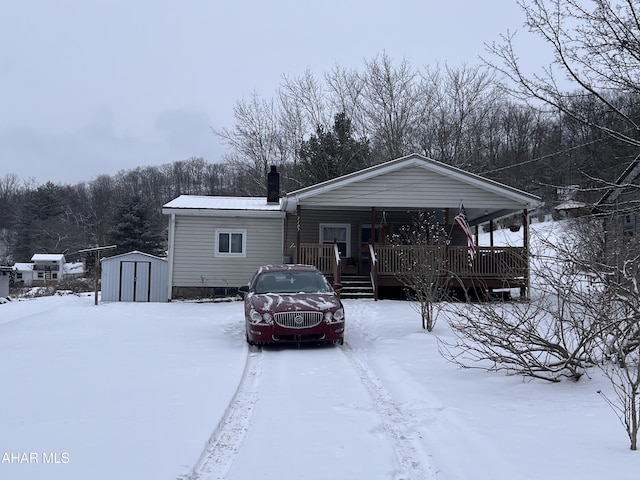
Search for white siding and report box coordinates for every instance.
[299,166,528,210]
[172,215,284,288]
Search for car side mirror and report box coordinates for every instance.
[238,285,250,298]
[333,283,343,292]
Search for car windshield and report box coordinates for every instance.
[254,271,330,294]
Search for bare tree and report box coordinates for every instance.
[360,53,422,160]
[325,64,368,141]
[598,309,640,450]
[440,227,600,382]
[418,64,504,170]
[215,92,284,195]
[485,0,640,149]
[587,218,640,451]
[280,68,329,131]
[389,211,449,331]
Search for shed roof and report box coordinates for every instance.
[101,251,168,263]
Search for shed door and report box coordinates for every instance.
[119,261,151,302]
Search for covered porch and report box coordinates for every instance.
[291,207,529,300]
[280,154,541,300]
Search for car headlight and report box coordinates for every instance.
[325,308,344,324]
[249,309,273,325]
[250,310,262,324]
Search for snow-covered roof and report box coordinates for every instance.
[13,263,34,271]
[162,195,284,218]
[31,253,65,262]
[163,195,281,211]
[101,250,167,262]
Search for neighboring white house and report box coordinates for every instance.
[13,254,66,286]
[101,251,168,302]
[162,195,285,299]
[31,253,66,285]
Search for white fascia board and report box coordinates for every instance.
[162,207,285,219]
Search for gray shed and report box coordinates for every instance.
[101,251,168,302]
[0,266,11,298]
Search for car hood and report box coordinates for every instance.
[249,293,341,312]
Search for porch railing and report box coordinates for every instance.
[298,243,527,283]
[375,245,527,279]
[298,243,337,273]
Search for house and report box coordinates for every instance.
[595,155,640,236]
[162,168,285,298]
[163,154,542,300]
[12,256,82,287]
[30,254,66,286]
[12,263,35,286]
[14,254,66,287]
[554,185,590,219]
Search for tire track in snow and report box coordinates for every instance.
[340,342,437,480]
[178,346,263,480]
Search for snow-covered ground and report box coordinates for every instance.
[1,221,638,479]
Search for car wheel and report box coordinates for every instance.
[246,333,257,346]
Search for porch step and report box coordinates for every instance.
[338,275,374,299]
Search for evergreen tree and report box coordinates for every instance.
[108,196,165,256]
[298,112,371,186]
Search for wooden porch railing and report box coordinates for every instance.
[374,245,527,279]
[298,243,338,274]
[298,243,527,285]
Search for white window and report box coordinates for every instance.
[320,223,350,257]
[215,229,246,257]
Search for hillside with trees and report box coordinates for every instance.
[1,0,639,268]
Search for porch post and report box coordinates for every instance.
[522,208,529,299]
[370,207,376,246]
[296,204,301,264]
[489,220,494,247]
[370,206,378,301]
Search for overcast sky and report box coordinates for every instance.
[0,1,543,185]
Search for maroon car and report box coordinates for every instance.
[239,264,345,346]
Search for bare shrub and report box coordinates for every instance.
[389,211,449,331]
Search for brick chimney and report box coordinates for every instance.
[267,165,279,204]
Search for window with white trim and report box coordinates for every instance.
[320,223,350,257]
[215,229,246,257]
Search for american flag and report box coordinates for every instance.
[454,204,476,261]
